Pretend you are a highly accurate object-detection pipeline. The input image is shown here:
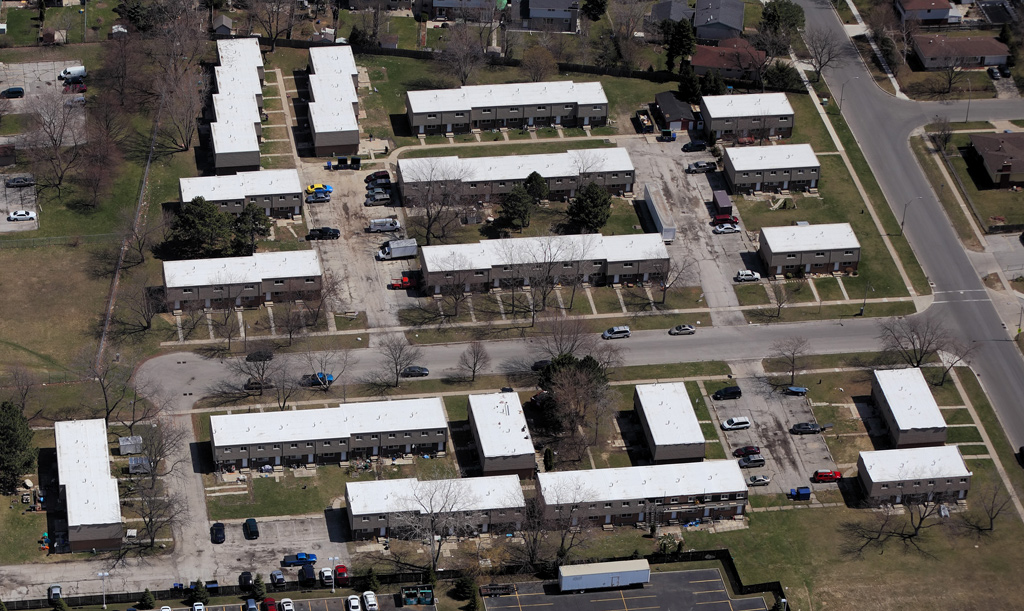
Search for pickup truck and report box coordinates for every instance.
[300,373,334,388]
[735,270,761,282]
[281,553,317,567]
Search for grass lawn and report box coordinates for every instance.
[742,0,763,29]
[909,136,982,250]
[443,395,469,421]
[896,67,996,101]
[208,465,360,519]
[762,351,889,372]
[925,120,992,131]
[813,277,844,301]
[785,93,837,153]
[612,361,730,381]
[785,370,872,404]
[744,300,915,323]
[920,367,963,405]
[811,404,866,435]
[734,283,769,306]
[44,0,120,43]
[604,198,643,236]
[399,140,615,159]
[946,425,983,443]
[946,134,1024,226]
[0,113,31,136]
[942,408,973,425]
[589,287,624,314]
[956,367,1024,498]
[0,503,49,565]
[2,7,40,46]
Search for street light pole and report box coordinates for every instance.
[98,572,109,610]
[839,77,859,111]
[328,556,338,593]
[859,282,874,317]
[965,78,972,123]
[900,196,922,236]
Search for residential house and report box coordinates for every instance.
[912,34,1010,69]
[857,447,971,505]
[430,0,495,19]
[179,169,303,218]
[758,223,861,277]
[418,233,670,295]
[723,144,820,193]
[307,46,361,156]
[653,91,695,132]
[872,368,947,448]
[691,38,766,81]
[210,398,449,470]
[969,133,1024,188]
[213,15,234,35]
[694,0,744,41]
[55,420,123,552]
[649,0,696,27]
[345,475,525,539]
[162,251,323,311]
[521,0,580,32]
[699,92,795,142]
[405,81,608,135]
[397,148,635,201]
[468,392,536,478]
[895,0,954,24]
[635,383,705,463]
[209,39,265,172]
[537,462,748,527]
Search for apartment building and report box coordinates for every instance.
[758,223,861,277]
[537,462,748,527]
[405,81,608,135]
[635,383,705,463]
[210,39,265,172]
[723,144,820,193]
[210,398,449,470]
[468,392,536,478]
[418,233,670,295]
[397,148,635,201]
[55,419,123,552]
[872,369,947,448]
[857,447,971,505]
[307,46,361,156]
[179,170,303,218]
[346,475,525,539]
[162,251,323,311]
[699,93,794,142]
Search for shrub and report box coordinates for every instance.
[139,589,155,610]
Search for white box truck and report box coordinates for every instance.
[558,560,650,592]
[377,238,418,260]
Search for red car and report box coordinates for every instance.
[262,599,277,611]
[733,445,760,457]
[812,469,842,483]
[712,214,739,226]
[63,83,87,94]
[335,564,350,586]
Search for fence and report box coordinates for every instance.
[0,233,120,249]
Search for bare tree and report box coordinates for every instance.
[522,45,558,82]
[132,421,191,489]
[355,0,393,45]
[104,32,146,104]
[958,482,1012,536]
[249,0,297,51]
[375,333,423,387]
[28,88,85,195]
[877,314,951,368]
[761,278,805,319]
[274,301,308,346]
[79,346,137,425]
[303,337,356,397]
[893,17,920,68]
[392,467,477,570]
[932,115,954,155]
[440,23,485,86]
[805,26,844,81]
[113,273,162,336]
[550,364,611,458]
[936,337,975,386]
[211,308,242,352]
[542,477,595,563]
[403,158,472,245]
[0,96,12,128]
[535,316,599,360]
[229,352,280,396]
[932,46,969,94]
[769,336,809,386]
[457,342,491,382]
[161,64,208,152]
[270,370,302,410]
[134,485,185,549]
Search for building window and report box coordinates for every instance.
[361,517,369,522]
[536,106,546,111]
[499,182,506,187]
[427,114,437,119]
[815,252,825,257]
[769,171,777,176]
[388,433,396,439]
[840,261,854,266]
[780,117,789,122]
[928,480,935,486]
[563,263,573,269]
[960,478,968,483]
[290,443,298,449]
[257,445,264,451]
[274,280,284,286]
[264,197,270,202]
[670,497,679,503]
[510,107,519,113]
[482,109,491,114]
[897,482,904,488]
[404,433,411,438]
[470,183,477,188]
[272,444,281,449]
[881,484,889,489]
[913,481,921,487]
[249,197,256,203]
[622,263,633,268]
[421,432,428,436]
[444,273,453,279]
[622,502,630,507]
[612,173,618,178]
[604,503,612,508]
[324,441,331,447]
[719,494,728,501]
[503,265,512,272]
[305,278,316,283]
[786,254,796,259]
[473,271,485,277]
[244,284,255,290]
[620,513,632,518]
[213,286,223,292]
[593,106,601,110]
[752,117,761,123]
[182,289,193,294]
[455,112,465,118]
[844,250,854,256]
[784,265,796,270]
[240,446,248,451]
[223,448,231,453]
[322,452,336,458]
[355,435,363,441]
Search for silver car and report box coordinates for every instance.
[669,324,696,335]
[712,223,739,234]
[748,474,771,486]
[7,210,36,222]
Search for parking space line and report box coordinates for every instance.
[689,579,722,583]
[694,589,727,595]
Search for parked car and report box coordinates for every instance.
[668,324,696,335]
[812,469,842,483]
[262,599,277,611]
[365,170,389,183]
[281,553,317,567]
[306,227,341,240]
[335,565,350,586]
[748,474,771,486]
[366,187,392,198]
[721,416,751,430]
[733,445,760,457]
[319,568,334,587]
[243,378,275,391]
[712,214,739,225]
[346,596,361,611]
[686,161,715,174]
[301,372,334,387]
[270,571,285,587]
[298,565,316,586]
[362,592,379,611]
[210,522,225,544]
[364,192,391,206]
[682,140,707,152]
[306,192,331,204]
[367,179,392,190]
[791,422,821,435]
[401,366,429,378]
[738,454,765,468]
[239,572,254,590]
[246,350,273,362]
[999,65,1011,78]
[1,86,25,98]
[531,359,552,371]
[713,386,742,401]
[712,223,740,235]
[735,270,761,282]
[243,518,260,540]
[784,386,809,396]
[5,176,35,188]
[280,600,294,611]
[63,83,87,94]
[988,67,1002,80]
[47,586,62,602]
[7,210,36,222]
[602,325,631,339]
[305,184,333,194]
[192,604,204,611]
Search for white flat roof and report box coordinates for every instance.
[310,45,358,79]
[701,93,794,119]
[399,148,634,184]
[635,383,704,447]
[421,233,668,272]
[873,369,946,430]
[211,93,261,154]
[469,392,534,459]
[726,144,820,172]
[180,169,301,203]
[860,446,970,482]
[217,38,264,71]
[407,81,607,114]
[346,475,525,516]
[215,65,263,98]
[210,397,447,447]
[163,251,322,289]
[308,46,360,135]
[538,461,747,504]
[760,223,860,253]
[55,419,122,528]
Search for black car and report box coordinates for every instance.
[999,65,1012,78]
[791,422,821,435]
[401,366,429,378]
[682,140,707,152]
[365,170,389,183]
[243,517,260,539]
[239,572,254,590]
[367,179,392,190]
[531,359,552,371]
[713,386,742,400]
[306,227,341,240]
[5,176,35,188]
[246,350,274,362]
[210,522,226,544]
[0,87,25,99]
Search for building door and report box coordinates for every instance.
[605,514,611,524]
[703,507,710,518]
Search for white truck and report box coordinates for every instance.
[558,560,650,592]
[59,65,87,80]
[368,218,401,233]
[735,270,761,282]
[377,238,418,260]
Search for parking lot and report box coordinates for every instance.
[0,174,39,233]
[708,378,838,494]
[0,60,77,103]
[483,569,768,611]
[203,593,403,611]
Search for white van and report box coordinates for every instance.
[59,66,87,80]
[368,218,400,233]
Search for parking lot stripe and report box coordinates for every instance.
[689,579,721,583]
[694,589,727,594]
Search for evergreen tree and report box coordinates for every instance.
[567,182,612,233]
[158,197,234,260]
[499,186,533,232]
[699,69,727,96]
[663,20,696,73]
[190,581,210,605]
[0,401,34,494]
[139,589,155,610]
[580,0,607,21]
[252,574,266,600]
[761,0,804,33]
[53,600,69,611]
[232,203,272,256]
[454,574,477,600]
[677,65,702,104]
[763,60,802,91]
[543,447,554,471]
[365,567,381,591]
[523,171,549,202]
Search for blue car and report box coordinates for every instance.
[785,386,809,396]
[281,553,317,567]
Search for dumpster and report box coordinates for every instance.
[790,487,811,501]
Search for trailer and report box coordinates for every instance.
[642,183,676,243]
[636,109,654,134]
[378,238,418,260]
[712,190,733,217]
[558,559,650,592]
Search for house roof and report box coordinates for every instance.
[873,369,946,431]
[654,91,694,123]
[912,34,1009,59]
[725,144,819,172]
[635,383,704,447]
[213,15,232,28]
[212,39,264,158]
[899,0,951,11]
[701,92,794,119]
[531,0,578,10]
[760,223,860,253]
[180,169,301,203]
[163,251,322,289]
[691,38,765,71]
[970,133,1024,176]
[346,475,525,516]
[859,446,970,483]
[468,392,534,459]
[55,419,122,528]
[399,148,633,185]
[650,0,695,23]
[538,461,748,504]
[308,46,360,135]
[695,0,745,31]
[407,81,607,114]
